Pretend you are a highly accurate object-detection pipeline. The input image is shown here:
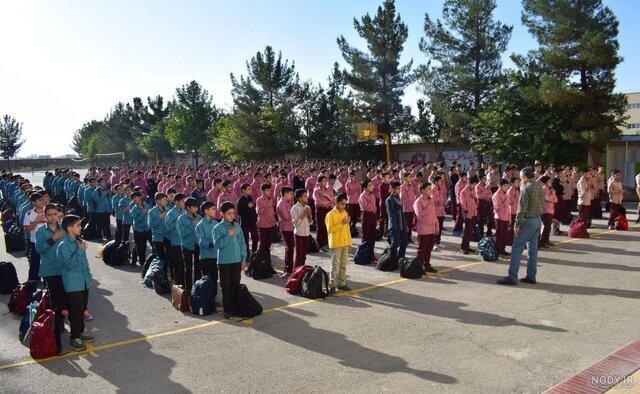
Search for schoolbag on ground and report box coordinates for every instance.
[5,225,25,253]
[376,248,398,272]
[354,241,375,265]
[350,226,359,238]
[233,284,263,318]
[29,310,58,360]
[108,242,130,266]
[285,265,313,295]
[568,218,589,238]
[614,215,629,231]
[19,301,39,343]
[308,235,320,253]
[244,250,276,280]
[399,257,423,279]
[189,276,217,316]
[477,236,498,262]
[0,261,19,294]
[301,266,330,299]
[101,240,117,264]
[140,253,157,278]
[8,281,37,315]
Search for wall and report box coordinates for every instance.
[606,141,640,189]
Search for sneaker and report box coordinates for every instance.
[223,312,234,319]
[337,285,352,291]
[70,338,86,352]
[432,245,439,251]
[496,277,517,286]
[520,277,537,285]
[458,249,469,255]
[279,272,291,278]
[424,266,438,273]
[79,332,95,343]
[328,287,337,295]
[84,310,93,321]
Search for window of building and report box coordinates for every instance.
[627,103,640,110]
[627,123,640,129]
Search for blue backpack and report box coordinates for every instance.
[189,276,217,316]
[19,301,39,343]
[478,237,498,262]
[142,258,165,288]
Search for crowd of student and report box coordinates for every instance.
[1,160,637,354]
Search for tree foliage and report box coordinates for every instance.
[0,115,25,162]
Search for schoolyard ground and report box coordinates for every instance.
[1,207,639,393]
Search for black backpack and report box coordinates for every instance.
[477,237,498,262]
[101,240,117,264]
[140,253,157,278]
[233,284,262,318]
[108,242,130,266]
[189,275,217,316]
[472,225,482,243]
[376,248,398,272]
[244,250,276,280]
[308,235,320,253]
[151,269,171,295]
[301,266,330,299]
[0,262,19,294]
[399,257,423,279]
[353,241,374,265]
[350,226,359,238]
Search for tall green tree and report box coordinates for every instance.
[224,46,302,160]
[166,81,221,166]
[140,120,174,162]
[337,0,414,136]
[0,115,25,167]
[521,0,626,165]
[418,0,512,144]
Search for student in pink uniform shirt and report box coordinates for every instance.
[431,175,446,249]
[251,173,263,203]
[539,176,557,248]
[204,170,215,193]
[277,187,294,276]
[371,170,383,220]
[216,180,238,220]
[413,182,439,273]
[232,172,245,198]
[313,176,334,252]
[358,179,377,245]
[256,184,276,253]
[345,172,362,231]
[400,173,416,243]
[459,176,479,254]
[207,179,223,211]
[492,178,511,256]
[607,170,624,229]
[475,172,494,237]
[453,172,468,235]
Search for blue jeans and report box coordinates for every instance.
[389,227,408,258]
[507,216,542,281]
[28,241,41,281]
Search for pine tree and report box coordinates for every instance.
[0,115,25,167]
[337,0,413,136]
[418,0,512,143]
[521,0,627,165]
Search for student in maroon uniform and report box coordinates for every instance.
[256,183,276,253]
[459,176,479,254]
[237,184,258,261]
[313,175,334,253]
[358,179,377,244]
[378,172,391,238]
[277,187,294,276]
[492,179,511,256]
[413,182,439,273]
[345,171,361,232]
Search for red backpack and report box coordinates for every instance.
[568,218,589,238]
[29,310,57,359]
[285,265,313,295]
[8,283,35,315]
[615,215,629,231]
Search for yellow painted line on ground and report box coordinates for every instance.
[1,224,635,372]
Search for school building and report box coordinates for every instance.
[606,92,640,189]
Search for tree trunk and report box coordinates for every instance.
[194,149,199,168]
[588,146,600,167]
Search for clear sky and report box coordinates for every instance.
[1,0,638,157]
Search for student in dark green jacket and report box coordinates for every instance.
[56,215,95,352]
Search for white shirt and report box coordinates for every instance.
[290,203,310,237]
[23,209,46,242]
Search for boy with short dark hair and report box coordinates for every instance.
[256,183,276,253]
[237,183,258,261]
[130,191,151,266]
[277,187,294,276]
[178,197,202,290]
[165,193,186,284]
[325,193,351,293]
[386,181,408,258]
[196,201,218,281]
[290,189,311,270]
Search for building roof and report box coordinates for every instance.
[611,135,640,142]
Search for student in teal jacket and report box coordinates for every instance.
[36,203,66,353]
[112,184,125,244]
[165,193,186,285]
[93,177,112,241]
[196,201,218,281]
[177,197,202,290]
[130,191,151,266]
[213,201,246,319]
[119,185,133,245]
[148,192,169,264]
[56,215,95,352]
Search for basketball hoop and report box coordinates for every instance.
[356,122,378,142]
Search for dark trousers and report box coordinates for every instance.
[495,219,509,254]
[294,235,308,270]
[258,226,275,252]
[451,195,458,221]
[169,245,183,285]
[417,234,436,269]
[241,223,258,259]
[436,216,444,244]
[404,212,415,241]
[454,203,464,232]
[281,230,294,273]
[507,214,516,243]
[578,204,591,222]
[375,198,381,220]
[477,200,494,236]
[121,223,132,245]
[361,211,377,243]
[43,275,65,351]
[66,289,88,340]
[308,198,316,224]
[96,212,111,240]
[153,239,170,264]
[182,247,200,291]
[200,258,218,281]
[132,230,150,265]
[461,216,477,251]
[389,227,408,258]
[561,199,572,223]
[347,204,360,228]
[28,242,41,282]
[540,213,553,245]
[219,263,241,314]
[115,220,123,244]
[315,206,330,248]
[608,203,621,227]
